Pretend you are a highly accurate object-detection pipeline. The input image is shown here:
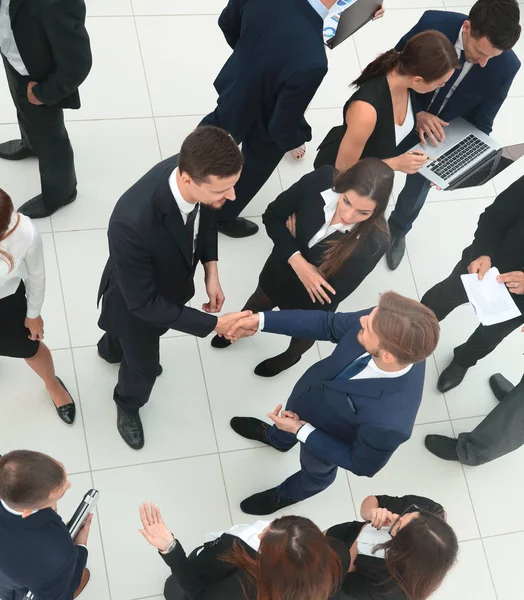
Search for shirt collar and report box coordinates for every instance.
[307,0,329,20]
[168,168,198,216]
[1,499,38,517]
[360,352,413,378]
[320,188,354,233]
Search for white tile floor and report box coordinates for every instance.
[1,2,523,599]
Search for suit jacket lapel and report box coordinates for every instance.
[298,190,332,244]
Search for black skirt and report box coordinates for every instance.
[0,281,40,359]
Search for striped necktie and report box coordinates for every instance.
[334,354,372,380]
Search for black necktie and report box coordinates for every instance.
[185,204,199,256]
[428,50,466,115]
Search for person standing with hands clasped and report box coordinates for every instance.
[225,292,440,515]
[0,189,76,424]
[211,158,394,378]
[0,451,93,600]
[421,174,524,393]
[97,127,252,451]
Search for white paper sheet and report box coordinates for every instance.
[460,267,522,326]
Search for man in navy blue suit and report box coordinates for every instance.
[227,292,440,515]
[386,0,521,270]
[0,450,92,600]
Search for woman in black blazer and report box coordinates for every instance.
[138,504,349,600]
[327,494,458,600]
[211,158,394,377]
[314,31,459,175]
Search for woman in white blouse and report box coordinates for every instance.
[0,189,76,424]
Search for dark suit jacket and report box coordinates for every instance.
[8,0,92,108]
[97,156,218,338]
[260,166,388,310]
[396,10,520,134]
[0,502,88,600]
[213,0,328,151]
[263,309,426,477]
[327,495,444,600]
[162,533,351,600]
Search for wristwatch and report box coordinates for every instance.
[161,536,177,555]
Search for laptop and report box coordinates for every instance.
[325,0,383,49]
[410,118,504,191]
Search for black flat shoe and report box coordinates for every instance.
[489,373,514,402]
[386,236,406,271]
[0,139,35,160]
[53,377,76,425]
[437,361,469,393]
[97,350,162,376]
[18,191,77,219]
[425,434,459,461]
[217,217,259,238]
[254,355,301,377]
[211,334,232,349]
[230,417,288,452]
[240,487,298,516]
[116,406,144,450]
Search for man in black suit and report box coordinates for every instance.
[0,450,92,600]
[421,174,524,392]
[97,126,252,450]
[0,0,92,218]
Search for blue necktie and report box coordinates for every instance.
[429,50,466,115]
[335,354,372,380]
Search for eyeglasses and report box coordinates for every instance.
[388,503,420,538]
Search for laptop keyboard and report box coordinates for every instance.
[428,134,490,181]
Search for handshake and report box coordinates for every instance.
[213,310,260,342]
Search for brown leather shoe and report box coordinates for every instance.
[74,568,91,598]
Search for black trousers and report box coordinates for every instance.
[2,56,77,208]
[421,253,524,368]
[97,326,166,413]
[200,110,285,222]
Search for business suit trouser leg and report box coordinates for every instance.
[388,173,432,239]
[2,57,77,210]
[457,376,524,465]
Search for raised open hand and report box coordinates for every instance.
[138,502,174,552]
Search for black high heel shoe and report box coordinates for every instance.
[53,377,76,425]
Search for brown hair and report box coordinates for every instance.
[373,291,440,364]
[377,511,459,600]
[320,158,394,279]
[222,515,343,600]
[0,450,66,509]
[0,188,18,272]
[469,0,521,51]
[178,126,243,184]
[353,30,460,88]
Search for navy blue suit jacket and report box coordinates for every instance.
[0,503,87,600]
[213,0,328,151]
[263,309,426,477]
[396,10,520,134]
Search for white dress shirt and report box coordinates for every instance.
[0,0,29,76]
[168,168,200,252]
[307,0,330,19]
[430,28,474,115]
[0,213,45,318]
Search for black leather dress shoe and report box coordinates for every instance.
[240,487,298,515]
[386,236,406,271]
[211,334,232,349]
[18,192,77,219]
[116,406,144,450]
[425,434,459,461]
[489,373,514,402]
[230,417,288,452]
[254,355,301,377]
[97,350,162,376]
[0,139,35,160]
[54,377,76,425]
[437,361,469,393]
[217,217,259,238]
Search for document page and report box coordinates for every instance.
[323,0,358,43]
[460,267,522,326]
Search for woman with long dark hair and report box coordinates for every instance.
[139,504,348,600]
[327,494,458,600]
[0,188,76,424]
[210,158,394,377]
[314,30,459,174]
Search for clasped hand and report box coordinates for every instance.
[267,403,305,435]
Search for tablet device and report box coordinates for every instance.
[326,0,382,49]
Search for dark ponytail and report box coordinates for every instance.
[353,30,460,88]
